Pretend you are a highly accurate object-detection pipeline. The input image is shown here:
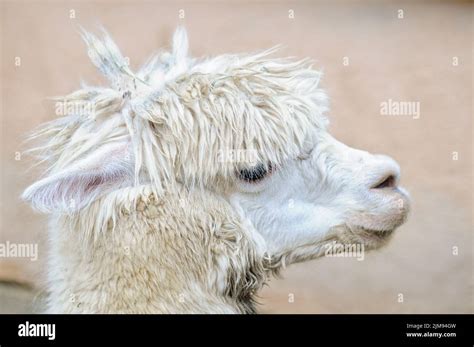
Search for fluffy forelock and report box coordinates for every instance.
[27,27,329,194]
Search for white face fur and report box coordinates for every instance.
[229,132,410,256]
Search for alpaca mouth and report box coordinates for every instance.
[367,228,395,238]
[363,228,397,249]
[353,226,395,238]
[361,186,411,230]
[341,226,397,247]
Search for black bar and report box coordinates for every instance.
[0,314,472,346]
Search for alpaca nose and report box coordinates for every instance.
[368,155,400,190]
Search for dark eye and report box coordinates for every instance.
[237,163,273,183]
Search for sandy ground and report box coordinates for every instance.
[0,1,472,313]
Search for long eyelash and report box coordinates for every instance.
[238,163,273,183]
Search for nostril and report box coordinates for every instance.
[372,175,396,189]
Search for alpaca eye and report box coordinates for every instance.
[237,163,273,183]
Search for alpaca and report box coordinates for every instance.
[22,28,410,313]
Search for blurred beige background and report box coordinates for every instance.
[0,0,472,313]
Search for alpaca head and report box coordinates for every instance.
[23,28,410,271]
[230,133,410,263]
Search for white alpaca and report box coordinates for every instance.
[23,28,410,313]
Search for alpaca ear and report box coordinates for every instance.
[172,27,189,67]
[22,142,133,214]
[80,28,133,85]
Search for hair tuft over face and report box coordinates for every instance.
[23,27,328,213]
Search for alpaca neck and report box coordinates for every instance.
[46,190,265,313]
